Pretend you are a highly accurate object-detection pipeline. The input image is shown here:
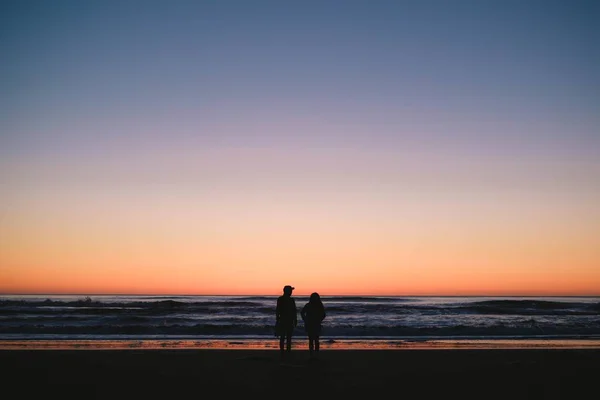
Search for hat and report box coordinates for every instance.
[283,285,294,292]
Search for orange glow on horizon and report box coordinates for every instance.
[2,225,599,296]
[2,257,599,296]
[2,161,598,298]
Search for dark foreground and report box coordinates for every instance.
[1,349,599,399]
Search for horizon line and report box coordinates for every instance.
[1,292,599,298]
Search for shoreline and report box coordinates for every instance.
[2,337,600,350]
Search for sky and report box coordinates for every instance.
[1,0,599,296]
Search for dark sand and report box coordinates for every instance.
[2,349,599,399]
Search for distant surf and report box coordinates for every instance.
[1,295,599,342]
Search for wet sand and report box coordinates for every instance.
[1,348,599,399]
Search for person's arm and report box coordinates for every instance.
[275,298,281,322]
[292,299,298,326]
[301,304,307,321]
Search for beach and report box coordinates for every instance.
[2,347,599,399]
[2,295,599,399]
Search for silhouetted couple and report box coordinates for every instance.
[275,285,326,358]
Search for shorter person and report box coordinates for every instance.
[301,292,326,358]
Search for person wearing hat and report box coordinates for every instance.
[275,285,298,356]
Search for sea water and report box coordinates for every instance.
[1,295,599,349]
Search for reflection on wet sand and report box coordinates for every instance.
[2,338,600,350]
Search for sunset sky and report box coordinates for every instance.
[1,0,599,296]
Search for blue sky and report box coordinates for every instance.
[3,0,598,151]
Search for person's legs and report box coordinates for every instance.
[308,336,315,354]
[285,327,293,352]
[315,336,320,352]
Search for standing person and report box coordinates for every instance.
[275,285,297,357]
[301,292,326,358]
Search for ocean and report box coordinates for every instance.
[1,295,599,349]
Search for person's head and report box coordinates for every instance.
[310,292,321,303]
[283,285,294,296]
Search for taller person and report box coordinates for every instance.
[275,285,298,357]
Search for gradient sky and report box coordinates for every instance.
[1,0,599,296]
